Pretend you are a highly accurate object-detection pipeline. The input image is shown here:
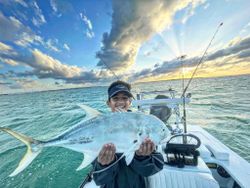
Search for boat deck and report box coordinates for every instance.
[189,125,250,188]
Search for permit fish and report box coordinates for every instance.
[0,104,169,177]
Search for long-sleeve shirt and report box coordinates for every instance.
[92,152,164,188]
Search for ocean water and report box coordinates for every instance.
[0,75,249,188]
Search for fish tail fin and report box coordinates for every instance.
[0,127,43,177]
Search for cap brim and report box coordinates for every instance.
[109,90,133,98]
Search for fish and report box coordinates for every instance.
[0,104,170,177]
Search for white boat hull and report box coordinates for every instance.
[82,125,250,188]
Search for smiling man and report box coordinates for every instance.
[107,81,133,112]
[89,80,164,188]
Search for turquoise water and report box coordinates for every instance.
[0,75,249,187]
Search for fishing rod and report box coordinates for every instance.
[101,61,120,81]
[181,22,223,136]
[182,22,223,98]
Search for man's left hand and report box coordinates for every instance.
[135,138,155,156]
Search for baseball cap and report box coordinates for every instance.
[108,84,133,98]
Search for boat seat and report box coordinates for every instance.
[145,158,219,188]
[198,144,212,159]
[190,128,229,161]
[205,142,229,161]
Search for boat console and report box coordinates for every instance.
[163,133,201,168]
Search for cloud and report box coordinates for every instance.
[96,0,205,72]
[0,42,19,66]
[50,0,58,13]
[0,12,63,52]
[80,13,95,39]
[63,43,70,51]
[14,32,44,47]
[0,58,20,66]
[86,30,95,38]
[50,0,73,17]
[15,0,28,7]
[0,48,113,84]
[0,12,43,47]
[0,42,14,53]
[143,51,151,57]
[237,49,250,59]
[180,1,204,24]
[45,39,60,52]
[0,48,81,78]
[129,35,250,81]
[26,49,82,79]
[31,2,46,27]
[206,36,250,61]
[240,22,250,35]
[203,3,210,9]
[80,13,93,30]
[0,12,26,41]
[0,81,12,86]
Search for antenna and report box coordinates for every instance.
[181,22,223,140]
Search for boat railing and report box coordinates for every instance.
[132,90,192,135]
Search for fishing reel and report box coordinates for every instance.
[163,133,201,168]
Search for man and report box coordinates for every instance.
[92,80,164,188]
[150,95,172,123]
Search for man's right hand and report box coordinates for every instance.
[97,143,116,165]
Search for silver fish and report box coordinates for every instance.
[0,104,170,177]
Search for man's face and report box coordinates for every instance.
[107,92,132,112]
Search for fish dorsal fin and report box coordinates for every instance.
[78,104,101,120]
[76,152,96,171]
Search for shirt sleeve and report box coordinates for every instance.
[130,152,164,177]
[92,154,120,186]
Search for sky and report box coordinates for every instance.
[0,0,250,94]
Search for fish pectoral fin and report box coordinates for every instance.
[92,142,141,174]
[92,154,125,174]
[124,151,135,165]
[124,141,141,165]
[77,104,102,120]
[76,152,95,171]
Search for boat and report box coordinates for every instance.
[81,22,250,188]
[82,89,250,188]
